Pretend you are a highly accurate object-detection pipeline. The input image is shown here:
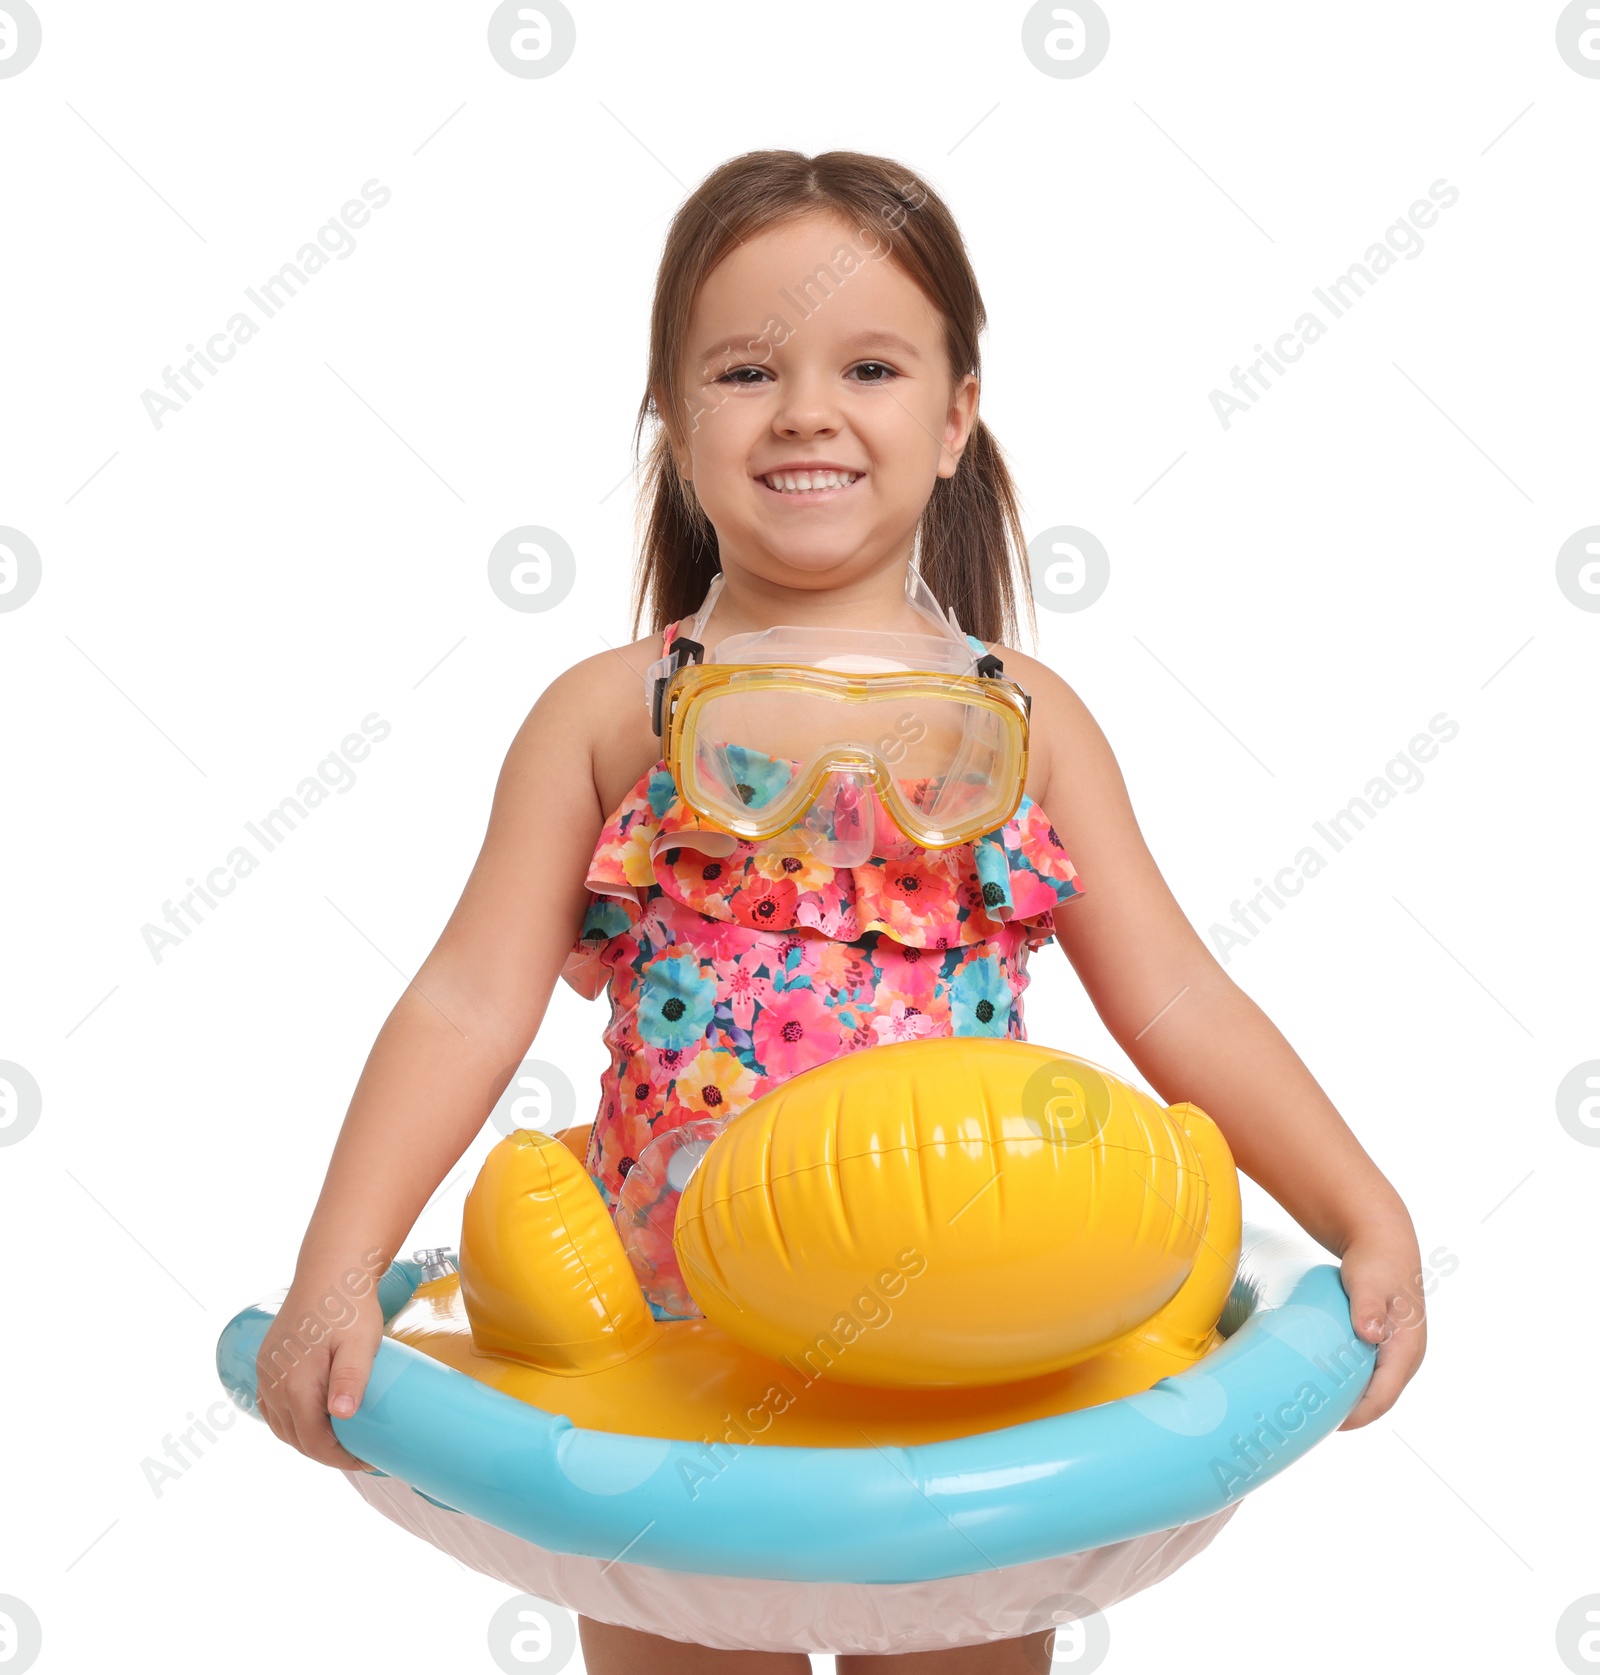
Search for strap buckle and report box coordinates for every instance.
[974,650,1031,720]
[650,636,704,737]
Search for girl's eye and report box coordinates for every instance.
[711,361,901,387]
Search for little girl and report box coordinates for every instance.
[257,150,1426,1672]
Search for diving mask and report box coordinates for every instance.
[645,569,1031,868]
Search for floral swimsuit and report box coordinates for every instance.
[559,618,1088,1318]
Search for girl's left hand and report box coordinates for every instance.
[1335,1217,1428,1430]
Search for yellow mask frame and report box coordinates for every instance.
[660,661,1032,851]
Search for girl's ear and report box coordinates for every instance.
[939,372,981,477]
[654,395,692,479]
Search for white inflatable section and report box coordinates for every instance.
[347,1468,1242,1655]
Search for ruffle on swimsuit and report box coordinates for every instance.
[562,759,1085,1003]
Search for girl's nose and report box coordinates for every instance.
[771,369,843,437]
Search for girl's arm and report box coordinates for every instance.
[1021,656,1425,1429]
[256,660,610,1468]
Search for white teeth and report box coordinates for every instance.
[762,470,860,493]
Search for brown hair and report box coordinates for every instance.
[627,149,1035,649]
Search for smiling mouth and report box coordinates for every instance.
[757,469,864,500]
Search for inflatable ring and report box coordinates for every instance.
[217,1042,1375,1656]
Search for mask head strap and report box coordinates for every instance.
[646,568,1021,734]
[649,573,722,737]
[909,568,1011,679]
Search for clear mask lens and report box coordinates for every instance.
[684,679,1018,851]
[659,569,1027,864]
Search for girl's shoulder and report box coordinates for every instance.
[545,627,673,821]
[969,638,1095,816]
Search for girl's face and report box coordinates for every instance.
[670,210,978,593]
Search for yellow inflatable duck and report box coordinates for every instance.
[384,1039,1242,1450]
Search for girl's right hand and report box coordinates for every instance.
[255,1276,385,1472]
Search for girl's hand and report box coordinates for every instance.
[255,1275,385,1472]
[1335,1216,1428,1430]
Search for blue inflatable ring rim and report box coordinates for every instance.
[216,1220,1373,1585]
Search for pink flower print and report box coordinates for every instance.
[956,872,994,920]
[870,939,937,1007]
[650,1044,687,1080]
[661,843,739,904]
[729,873,799,932]
[698,916,759,962]
[636,896,679,947]
[594,1111,645,1202]
[1009,869,1066,920]
[815,939,873,996]
[871,980,929,1026]
[774,933,823,987]
[673,910,737,961]
[716,946,774,1031]
[879,854,947,921]
[742,1068,781,1107]
[618,1048,666,1110]
[753,986,845,1080]
[639,1074,700,1141]
[796,889,856,939]
[1019,801,1083,881]
[870,997,937,1046]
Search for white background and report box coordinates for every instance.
[2,3,1594,1671]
